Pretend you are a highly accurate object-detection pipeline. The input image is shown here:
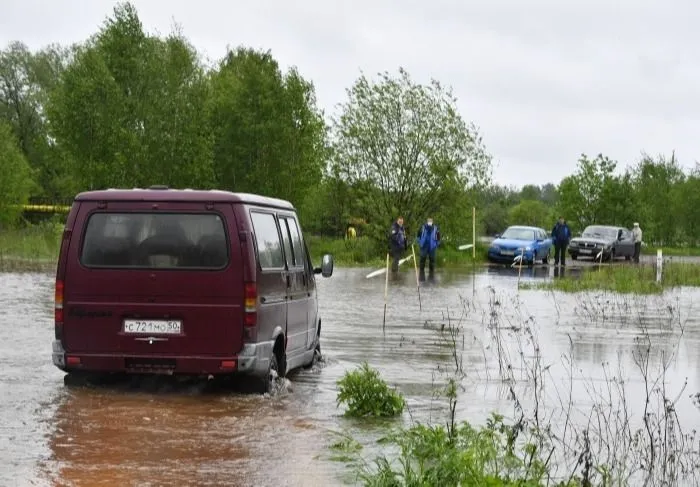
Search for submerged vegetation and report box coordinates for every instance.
[332,289,700,486]
[521,262,700,294]
[336,362,405,418]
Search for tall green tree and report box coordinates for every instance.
[0,122,34,225]
[676,166,700,245]
[208,47,327,207]
[631,153,685,245]
[507,200,552,229]
[47,2,214,190]
[331,68,492,241]
[0,41,72,198]
[556,153,633,233]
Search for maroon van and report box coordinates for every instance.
[51,187,333,393]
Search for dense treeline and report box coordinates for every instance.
[1,2,698,248]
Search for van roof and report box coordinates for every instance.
[74,188,295,210]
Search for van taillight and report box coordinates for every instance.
[244,282,257,327]
[55,280,64,339]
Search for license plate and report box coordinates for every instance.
[500,250,515,256]
[579,249,592,254]
[123,319,182,335]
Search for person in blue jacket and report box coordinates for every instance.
[416,217,441,280]
[389,216,407,273]
[551,216,571,266]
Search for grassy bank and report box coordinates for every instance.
[0,222,62,272]
[641,245,700,257]
[0,222,62,259]
[306,235,488,268]
[523,262,700,294]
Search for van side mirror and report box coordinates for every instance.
[314,254,334,277]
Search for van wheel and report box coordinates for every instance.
[256,353,279,395]
[304,342,322,369]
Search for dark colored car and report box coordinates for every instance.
[568,225,635,261]
[52,187,334,393]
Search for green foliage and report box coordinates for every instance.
[331,68,492,243]
[208,47,326,206]
[328,431,364,463]
[307,236,384,267]
[507,200,553,229]
[0,220,62,260]
[2,2,700,253]
[0,122,34,226]
[631,153,686,246]
[359,413,580,487]
[556,154,636,234]
[336,362,406,418]
[522,262,700,294]
[47,2,215,190]
[0,41,72,198]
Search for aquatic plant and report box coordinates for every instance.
[336,362,406,418]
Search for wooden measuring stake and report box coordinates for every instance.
[383,253,389,328]
[411,244,422,310]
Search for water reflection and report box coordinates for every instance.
[46,382,336,486]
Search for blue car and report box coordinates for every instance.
[487,225,553,266]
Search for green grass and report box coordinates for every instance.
[522,262,700,294]
[306,235,488,268]
[0,221,62,265]
[641,245,700,257]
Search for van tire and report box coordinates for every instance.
[303,342,322,369]
[255,352,279,395]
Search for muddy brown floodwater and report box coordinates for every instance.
[1,265,699,486]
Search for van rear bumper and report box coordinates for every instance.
[52,340,273,377]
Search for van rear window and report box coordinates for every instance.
[80,213,229,269]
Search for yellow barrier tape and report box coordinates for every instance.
[8,204,71,213]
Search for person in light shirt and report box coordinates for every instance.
[632,222,643,263]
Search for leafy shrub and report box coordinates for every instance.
[360,413,580,487]
[336,362,405,418]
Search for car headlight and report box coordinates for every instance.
[490,245,499,251]
[517,246,532,252]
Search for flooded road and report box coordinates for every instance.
[1,266,699,486]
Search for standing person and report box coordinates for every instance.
[632,222,643,263]
[345,224,356,240]
[389,216,407,273]
[416,217,441,280]
[551,216,571,266]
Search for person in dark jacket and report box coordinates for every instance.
[416,217,441,280]
[551,216,571,266]
[389,216,407,273]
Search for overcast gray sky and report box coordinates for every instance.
[2,0,699,188]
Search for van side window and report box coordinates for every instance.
[287,218,305,268]
[250,211,285,270]
[278,218,295,268]
[80,212,229,269]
